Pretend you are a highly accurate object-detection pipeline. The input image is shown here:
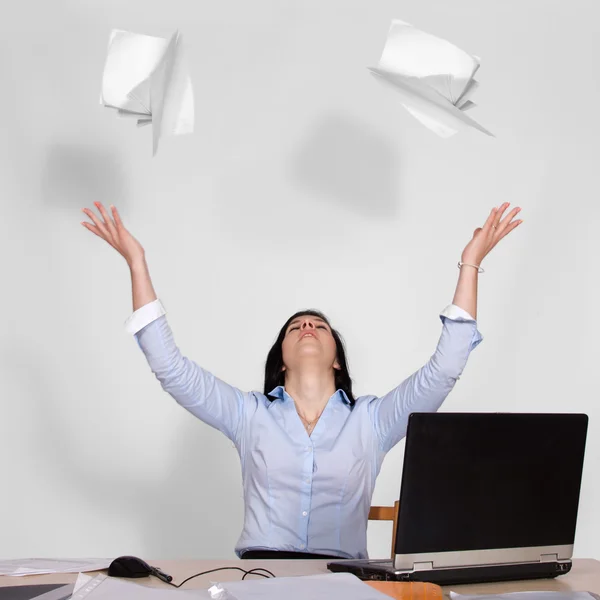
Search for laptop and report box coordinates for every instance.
[328,412,588,585]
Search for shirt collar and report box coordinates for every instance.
[268,385,351,406]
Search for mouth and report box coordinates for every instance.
[300,332,317,340]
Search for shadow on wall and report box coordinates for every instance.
[40,142,129,210]
[290,112,401,218]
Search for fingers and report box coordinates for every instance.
[82,207,111,240]
[489,212,523,250]
[111,205,125,230]
[484,202,514,236]
[495,202,510,220]
[477,202,522,256]
[80,221,117,249]
[81,221,104,240]
[491,202,510,231]
[498,217,523,240]
[500,206,521,228]
[483,202,508,236]
[81,203,122,251]
[482,206,499,234]
[94,201,118,240]
[494,205,521,238]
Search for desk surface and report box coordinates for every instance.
[1,559,599,595]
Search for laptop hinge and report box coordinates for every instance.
[540,553,559,563]
[412,561,434,571]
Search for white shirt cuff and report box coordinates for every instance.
[124,299,166,335]
[440,304,476,322]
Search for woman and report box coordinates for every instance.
[82,201,522,560]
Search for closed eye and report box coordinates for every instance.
[287,323,329,333]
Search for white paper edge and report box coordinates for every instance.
[368,67,494,137]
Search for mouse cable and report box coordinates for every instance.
[166,566,276,588]
[241,568,275,580]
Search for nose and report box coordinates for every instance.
[300,319,316,330]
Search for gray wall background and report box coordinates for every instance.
[1,0,599,560]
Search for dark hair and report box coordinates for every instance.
[263,309,355,406]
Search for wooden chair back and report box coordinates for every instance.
[368,500,400,559]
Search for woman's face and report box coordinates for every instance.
[281,314,340,373]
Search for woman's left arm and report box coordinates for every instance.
[371,203,523,452]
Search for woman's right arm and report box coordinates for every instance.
[82,202,246,444]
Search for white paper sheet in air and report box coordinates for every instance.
[450,592,600,600]
[0,558,112,576]
[207,573,391,600]
[369,19,492,137]
[101,29,194,156]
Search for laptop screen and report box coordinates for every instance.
[395,413,588,555]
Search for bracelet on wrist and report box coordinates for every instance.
[457,261,484,274]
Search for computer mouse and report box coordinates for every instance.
[108,555,153,578]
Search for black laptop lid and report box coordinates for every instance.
[395,413,588,555]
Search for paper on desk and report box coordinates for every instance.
[74,573,94,593]
[208,573,391,600]
[368,19,492,137]
[101,29,194,156]
[0,558,112,577]
[70,574,210,600]
[450,592,600,600]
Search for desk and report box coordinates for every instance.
[1,559,599,595]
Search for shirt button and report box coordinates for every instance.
[305,477,310,483]
[302,511,308,517]
[306,446,311,451]
[300,544,305,549]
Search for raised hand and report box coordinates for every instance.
[461,202,523,267]
[81,202,145,267]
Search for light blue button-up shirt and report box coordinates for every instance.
[132,302,482,559]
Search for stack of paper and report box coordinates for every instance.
[100,29,194,155]
[68,573,385,600]
[70,574,210,600]
[369,19,492,138]
[208,573,393,600]
[0,558,112,577]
